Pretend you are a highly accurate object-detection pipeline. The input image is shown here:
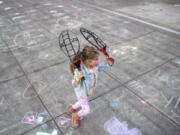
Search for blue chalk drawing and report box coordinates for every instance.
[110,99,120,109]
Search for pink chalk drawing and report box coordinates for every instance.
[104,117,142,135]
[22,111,48,125]
[21,112,36,125]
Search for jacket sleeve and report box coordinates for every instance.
[97,62,111,72]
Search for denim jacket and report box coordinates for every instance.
[72,63,111,99]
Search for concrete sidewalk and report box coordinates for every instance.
[0,0,180,135]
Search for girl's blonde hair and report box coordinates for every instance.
[70,46,99,74]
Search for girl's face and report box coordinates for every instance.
[88,57,99,68]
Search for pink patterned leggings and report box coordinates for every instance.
[72,96,90,118]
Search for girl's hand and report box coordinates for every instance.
[75,71,84,83]
[78,71,83,79]
[98,47,114,66]
[107,57,114,66]
[72,71,84,87]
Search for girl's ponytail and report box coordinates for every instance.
[70,52,82,74]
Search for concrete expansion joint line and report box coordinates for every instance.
[77,0,180,37]
[104,57,180,126]
[110,30,155,46]
[5,45,63,135]
[20,119,53,135]
[27,59,67,75]
[123,55,179,86]
[123,84,180,127]
[104,54,179,88]
[105,70,180,126]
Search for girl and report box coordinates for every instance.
[67,46,114,128]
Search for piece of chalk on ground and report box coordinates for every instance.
[36,132,51,135]
[51,129,58,135]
